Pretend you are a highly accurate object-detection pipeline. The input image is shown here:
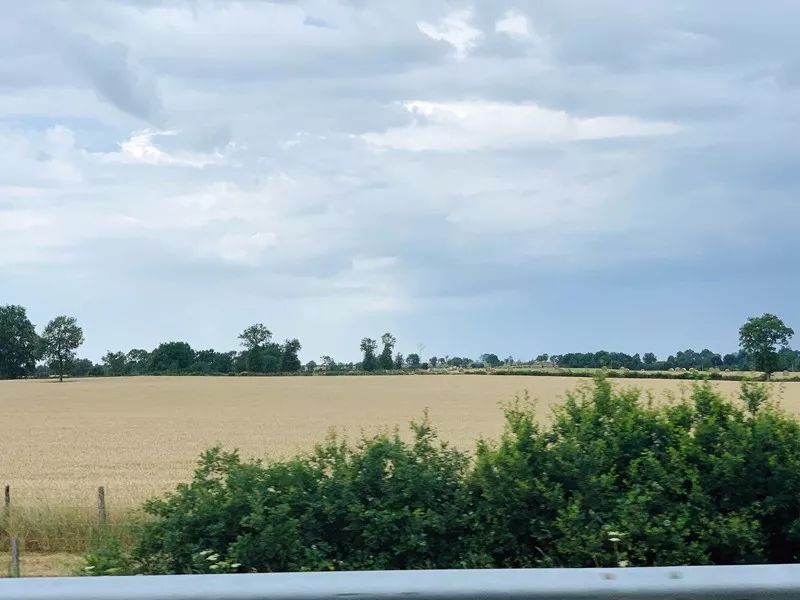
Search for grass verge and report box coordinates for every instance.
[1,505,140,554]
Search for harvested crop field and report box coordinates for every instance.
[1,375,799,507]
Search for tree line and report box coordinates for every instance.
[0,305,796,379]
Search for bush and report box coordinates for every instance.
[86,377,800,573]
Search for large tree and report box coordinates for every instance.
[0,305,39,379]
[126,349,150,375]
[360,337,378,371]
[238,324,272,351]
[739,313,794,378]
[281,338,302,372]
[41,315,85,382]
[379,332,396,370]
[149,341,195,373]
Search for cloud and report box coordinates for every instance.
[70,35,162,122]
[303,15,332,29]
[1,1,799,361]
[351,256,398,272]
[417,9,483,60]
[213,232,278,265]
[495,10,531,40]
[362,100,680,151]
[103,130,228,167]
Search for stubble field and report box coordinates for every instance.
[1,375,799,507]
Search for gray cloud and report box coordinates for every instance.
[2,0,799,360]
[69,35,163,122]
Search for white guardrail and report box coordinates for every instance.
[2,565,800,600]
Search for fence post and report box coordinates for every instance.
[98,486,107,525]
[10,537,20,578]
[3,484,9,515]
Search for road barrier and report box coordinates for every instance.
[2,564,800,600]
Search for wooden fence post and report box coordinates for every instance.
[3,484,9,515]
[98,486,107,525]
[10,537,20,578]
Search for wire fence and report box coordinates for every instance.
[2,484,131,576]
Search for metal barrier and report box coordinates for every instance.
[2,565,800,600]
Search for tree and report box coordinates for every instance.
[239,324,272,351]
[643,352,657,366]
[379,333,396,370]
[740,314,794,375]
[150,341,195,373]
[0,305,39,379]
[429,356,438,368]
[211,351,236,374]
[126,349,150,375]
[70,358,96,377]
[360,338,378,371]
[534,354,549,363]
[245,348,265,373]
[41,315,85,382]
[481,353,501,368]
[305,360,318,373]
[406,353,421,368]
[281,338,302,372]
[102,351,128,376]
[320,355,338,372]
[394,353,404,370]
[739,314,795,378]
[777,347,800,372]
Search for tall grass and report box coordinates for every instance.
[1,505,140,553]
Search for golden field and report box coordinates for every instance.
[0,374,799,574]
[1,374,799,507]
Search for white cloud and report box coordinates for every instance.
[363,100,680,152]
[0,209,52,232]
[417,9,483,60]
[213,232,278,265]
[495,10,530,40]
[103,130,227,168]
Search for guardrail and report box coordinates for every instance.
[2,565,800,600]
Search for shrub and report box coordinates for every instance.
[86,377,800,573]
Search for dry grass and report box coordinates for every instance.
[0,552,82,578]
[1,375,798,507]
[0,552,81,577]
[1,505,141,553]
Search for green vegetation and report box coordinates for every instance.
[40,315,85,382]
[0,505,138,554]
[83,376,800,574]
[0,307,797,380]
[359,337,378,372]
[739,314,795,378]
[0,305,38,379]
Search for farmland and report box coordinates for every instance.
[2,373,800,575]
[2,374,799,506]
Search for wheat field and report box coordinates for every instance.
[1,375,799,507]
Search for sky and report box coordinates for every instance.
[2,1,799,363]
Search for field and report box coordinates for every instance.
[1,374,799,575]
[2,374,799,506]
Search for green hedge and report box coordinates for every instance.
[85,377,800,574]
